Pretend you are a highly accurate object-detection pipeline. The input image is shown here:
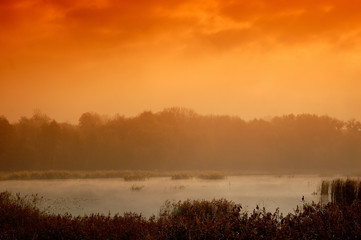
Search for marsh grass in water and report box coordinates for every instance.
[0,170,165,181]
[331,179,361,205]
[123,174,148,181]
[0,170,86,180]
[197,171,226,180]
[130,185,145,191]
[172,185,186,190]
[0,170,233,181]
[171,172,192,180]
[321,180,330,195]
[321,178,361,205]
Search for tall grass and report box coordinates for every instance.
[124,174,147,181]
[197,171,225,180]
[321,178,361,205]
[130,185,144,191]
[171,172,192,180]
[0,170,232,181]
[0,170,164,181]
[321,180,330,195]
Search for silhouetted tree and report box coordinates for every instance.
[0,109,360,173]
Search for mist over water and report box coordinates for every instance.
[0,176,322,217]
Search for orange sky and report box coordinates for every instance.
[1,0,361,123]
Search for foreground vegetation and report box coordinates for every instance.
[1,191,361,240]
[1,108,361,173]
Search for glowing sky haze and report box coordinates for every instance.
[1,0,361,122]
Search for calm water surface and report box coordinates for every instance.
[0,175,326,217]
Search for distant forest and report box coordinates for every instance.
[0,108,360,174]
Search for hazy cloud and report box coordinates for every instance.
[1,0,361,52]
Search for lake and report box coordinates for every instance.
[0,175,327,217]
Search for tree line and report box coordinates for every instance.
[0,107,360,173]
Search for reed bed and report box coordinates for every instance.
[130,185,144,191]
[0,170,233,181]
[171,172,192,180]
[321,180,330,195]
[0,170,165,181]
[197,171,226,180]
[321,178,361,205]
[123,174,147,181]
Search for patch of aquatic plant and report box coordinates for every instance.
[321,180,330,195]
[0,170,233,181]
[123,174,147,181]
[330,178,361,205]
[172,185,186,190]
[0,170,165,181]
[130,185,144,191]
[171,172,192,180]
[197,171,226,180]
[2,191,361,239]
[321,178,361,205]
[0,170,82,180]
